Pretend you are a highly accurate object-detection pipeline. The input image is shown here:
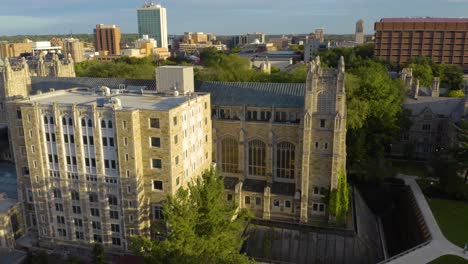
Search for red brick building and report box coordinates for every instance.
[374,18,468,71]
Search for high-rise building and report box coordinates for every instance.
[374,18,468,71]
[137,3,168,49]
[246,32,266,44]
[314,28,324,43]
[6,66,212,251]
[355,19,365,44]
[94,24,121,55]
[63,38,84,63]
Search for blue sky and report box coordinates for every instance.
[1,0,467,36]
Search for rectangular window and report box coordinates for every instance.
[109,137,114,147]
[320,119,326,128]
[422,124,431,131]
[93,234,102,243]
[111,224,120,233]
[82,136,88,145]
[70,135,75,144]
[173,116,177,126]
[51,133,56,142]
[92,221,101,230]
[151,137,161,147]
[90,208,100,217]
[150,118,160,128]
[112,237,121,246]
[74,218,83,227]
[153,180,163,191]
[89,136,94,145]
[255,197,262,206]
[102,137,107,146]
[152,159,162,169]
[110,210,119,219]
[17,110,22,119]
[124,138,128,145]
[75,231,84,240]
[64,134,69,143]
[153,205,164,219]
[72,205,81,214]
[45,133,50,142]
[174,135,178,144]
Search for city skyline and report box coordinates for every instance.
[1,0,468,36]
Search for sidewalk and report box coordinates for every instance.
[384,174,468,264]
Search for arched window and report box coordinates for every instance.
[49,116,54,124]
[317,91,333,113]
[108,120,113,128]
[71,190,80,201]
[81,118,86,127]
[101,119,106,128]
[53,189,62,198]
[248,140,266,176]
[68,118,73,126]
[221,137,238,173]
[62,117,67,125]
[276,142,295,179]
[108,195,118,206]
[87,119,93,127]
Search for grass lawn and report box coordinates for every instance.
[428,198,468,248]
[428,255,468,264]
[391,160,429,177]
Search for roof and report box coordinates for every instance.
[0,162,17,199]
[271,182,296,196]
[195,81,305,108]
[380,17,468,23]
[31,76,156,92]
[403,96,465,119]
[20,89,201,111]
[243,179,267,193]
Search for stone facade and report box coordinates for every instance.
[6,66,212,251]
[209,56,347,223]
[0,194,24,249]
[35,53,76,78]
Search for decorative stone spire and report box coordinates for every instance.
[338,56,345,73]
[431,77,440,98]
[413,79,419,100]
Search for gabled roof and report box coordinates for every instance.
[195,81,305,108]
[403,96,465,120]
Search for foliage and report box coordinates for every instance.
[405,57,464,90]
[429,255,468,264]
[0,33,139,46]
[447,89,465,97]
[315,43,375,70]
[454,121,468,183]
[328,165,349,223]
[25,251,49,264]
[92,243,104,264]
[439,64,465,90]
[130,169,253,264]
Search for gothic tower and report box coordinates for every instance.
[300,56,347,223]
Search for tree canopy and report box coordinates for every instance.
[405,57,464,90]
[130,169,253,264]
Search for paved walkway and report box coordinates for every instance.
[384,174,468,264]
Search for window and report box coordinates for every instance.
[81,118,86,127]
[255,197,262,206]
[317,91,333,113]
[70,135,75,144]
[72,205,81,214]
[112,237,121,246]
[45,133,50,142]
[109,137,114,147]
[89,193,98,203]
[68,118,73,126]
[75,231,84,240]
[123,120,127,128]
[58,228,66,237]
[273,200,280,207]
[152,159,162,169]
[108,120,113,128]
[102,137,108,146]
[92,221,101,230]
[53,189,62,198]
[151,137,161,147]
[244,196,250,205]
[129,215,134,223]
[90,208,100,217]
[154,205,164,219]
[174,135,178,144]
[111,224,120,233]
[82,136,88,145]
[87,119,93,127]
[89,136,94,145]
[74,218,83,227]
[227,194,233,201]
[101,120,106,128]
[56,216,65,224]
[173,116,178,126]
[276,142,295,179]
[285,200,291,208]
[153,180,163,191]
[221,137,238,173]
[175,156,179,165]
[248,140,266,176]
[108,195,118,206]
[150,118,160,128]
[422,124,431,131]
[315,142,319,149]
[17,110,22,119]
[320,119,326,128]
[93,234,102,243]
[324,143,328,150]
[110,210,119,219]
[55,203,64,212]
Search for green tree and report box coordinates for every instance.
[447,89,465,97]
[408,62,433,87]
[454,121,468,183]
[92,243,104,264]
[130,169,253,264]
[439,64,464,90]
[328,165,349,224]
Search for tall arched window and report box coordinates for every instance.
[101,119,106,128]
[81,118,86,127]
[276,142,295,179]
[87,119,93,127]
[248,140,266,176]
[221,137,238,173]
[108,120,113,128]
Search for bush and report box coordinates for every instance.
[447,89,465,98]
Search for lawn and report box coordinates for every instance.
[428,198,468,248]
[428,255,468,264]
[391,160,429,177]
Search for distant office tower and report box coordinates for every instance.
[314,28,324,42]
[355,19,364,44]
[246,32,266,44]
[374,18,468,71]
[63,38,84,63]
[94,24,121,55]
[137,3,168,49]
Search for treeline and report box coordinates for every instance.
[0,33,139,46]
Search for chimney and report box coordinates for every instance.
[431,77,440,97]
[413,79,419,100]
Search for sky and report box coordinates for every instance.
[1,0,468,36]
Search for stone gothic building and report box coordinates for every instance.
[198,56,347,223]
